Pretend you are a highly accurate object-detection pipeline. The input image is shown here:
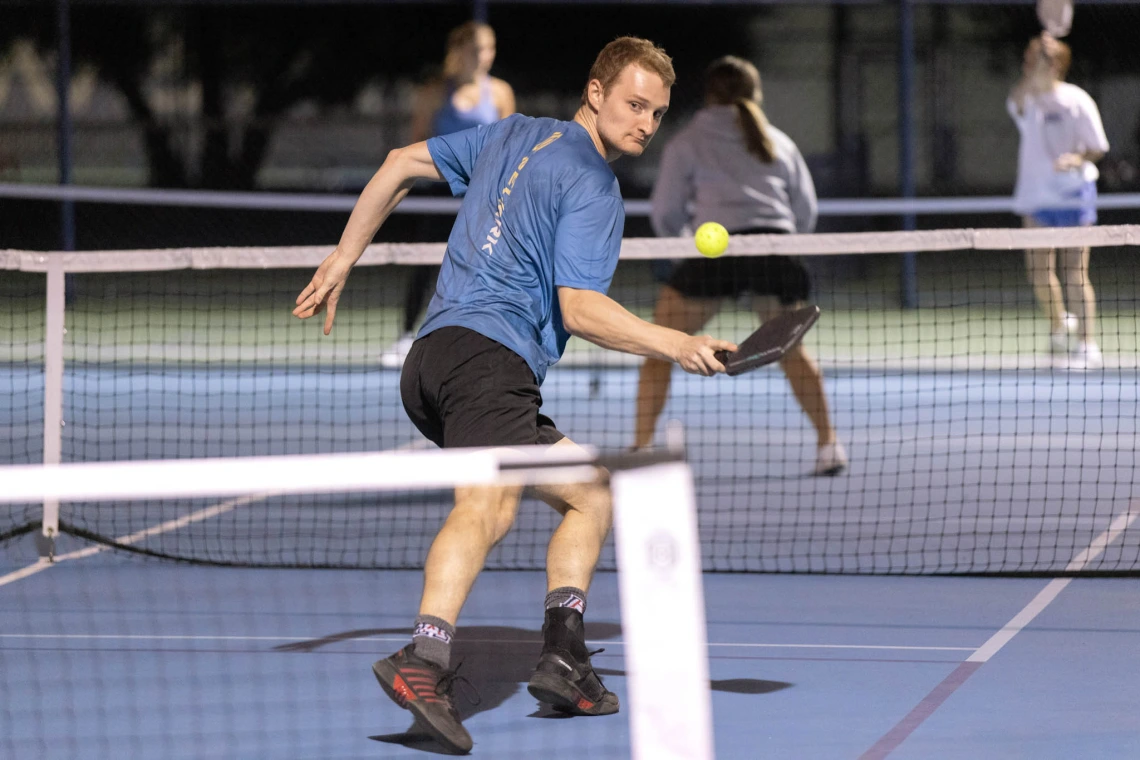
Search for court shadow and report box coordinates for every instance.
[711,678,793,694]
[369,721,462,755]
[277,624,790,754]
[594,667,792,696]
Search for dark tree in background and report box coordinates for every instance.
[2,5,474,189]
[1,3,759,191]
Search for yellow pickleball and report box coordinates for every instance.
[694,222,729,258]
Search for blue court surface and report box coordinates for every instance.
[3,553,1140,759]
[2,359,1138,757]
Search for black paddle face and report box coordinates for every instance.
[714,305,821,376]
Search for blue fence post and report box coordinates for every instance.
[56,0,75,252]
[898,0,918,308]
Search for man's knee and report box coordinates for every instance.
[535,479,612,524]
[452,485,522,543]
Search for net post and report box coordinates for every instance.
[898,0,919,309]
[39,257,65,559]
[611,459,714,760]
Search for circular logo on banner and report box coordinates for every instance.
[647,530,679,571]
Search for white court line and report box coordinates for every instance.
[967,506,1139,664]
[0,558,56,588]
[0,632,973,652]
[705,642,972,651]
[860,503,1140,759]
[0,493,273,588]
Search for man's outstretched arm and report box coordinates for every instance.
[294,143,442,334]
[333,143,443,264]
[558,287,736,376]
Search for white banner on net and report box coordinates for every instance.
[613,461,715,760]
[3,224,1140,271]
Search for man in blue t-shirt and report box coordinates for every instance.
[294,37,735,753]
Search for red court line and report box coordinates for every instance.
[857,507,1138,759]
[858,661,982,760]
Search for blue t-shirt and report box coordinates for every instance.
[422,114,625,384]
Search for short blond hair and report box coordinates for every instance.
[580,37,675,106]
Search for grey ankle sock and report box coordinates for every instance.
[544,586,587,615]
[412,614,455,669]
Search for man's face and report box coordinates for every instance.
[590,65,670,158]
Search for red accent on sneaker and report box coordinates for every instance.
[393,675,416,704]
[577,697,595,710]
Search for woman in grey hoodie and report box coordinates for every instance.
[634,55,846,476]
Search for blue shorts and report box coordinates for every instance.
[1031,181,1097,227]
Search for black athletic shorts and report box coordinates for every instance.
[666,227,810,305]
[400,326,565,449]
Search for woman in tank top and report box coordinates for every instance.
[381,22,516,367]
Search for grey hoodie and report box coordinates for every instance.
[649,105,817,237]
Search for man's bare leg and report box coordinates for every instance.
[419,483,523,623]
[372,483,522,754]
[528,437,620,716]
[529,437,611,593]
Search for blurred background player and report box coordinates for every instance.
[1008,32,1109,370]
[635,55,846,476]
[380,21,516,367]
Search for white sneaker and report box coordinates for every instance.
[1049,312,1078,354]
[814,441,848,476]
[379,334,416,368]
[1066,341,1103,371]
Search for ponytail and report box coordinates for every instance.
[704,56,776,164]
[734,97,776,164]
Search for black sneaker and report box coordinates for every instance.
[372,644,477,754]
[527,607,619,716]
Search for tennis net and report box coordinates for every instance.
[3,225,1139,573]
[0,445,712,760]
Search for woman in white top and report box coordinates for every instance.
[635,56,846,476]
[1008,33,1109,369]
